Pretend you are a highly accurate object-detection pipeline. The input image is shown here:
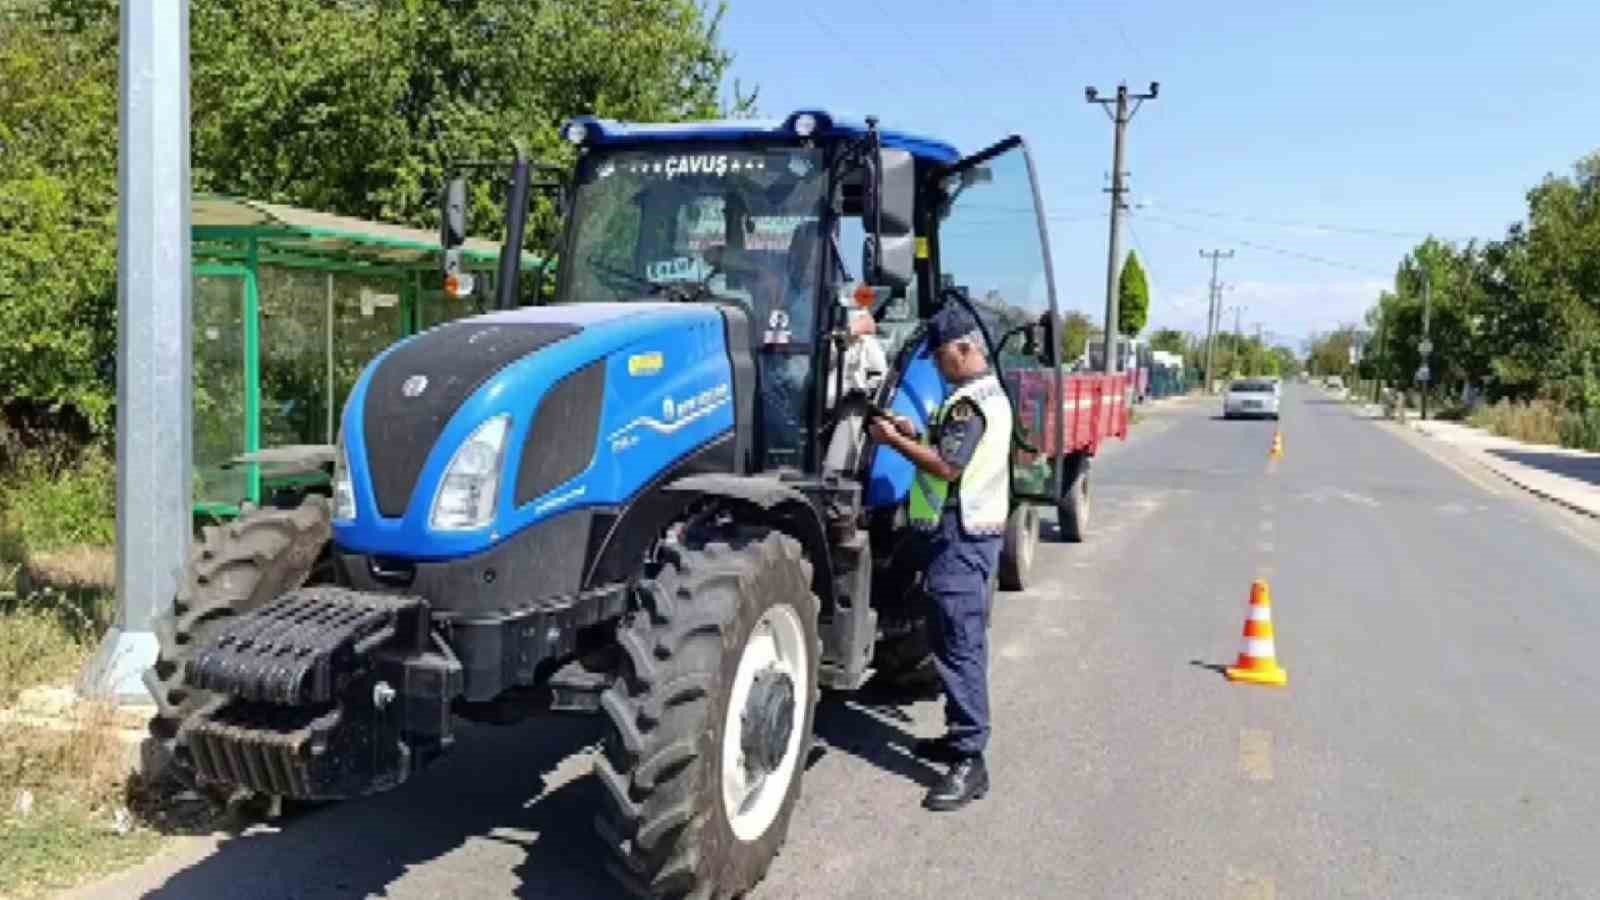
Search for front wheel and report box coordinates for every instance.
[596,527,820,899]
[997,504,1039,591]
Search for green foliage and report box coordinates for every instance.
[1059,311,1094,362]
[1363,150,1600,452]
[0,452,116,555]
[1117,251,1149,336]
[0,4,120,433]
[0,0,751,435]
[1147,328,1186,355]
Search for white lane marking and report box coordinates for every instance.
[1238,728,1274,782]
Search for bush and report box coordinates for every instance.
[1466,399,1600,451]
[0,451,115,557]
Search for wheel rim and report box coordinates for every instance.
[721,602,809,842]
[1018,508,1037,572]
[1079,474,1092,527]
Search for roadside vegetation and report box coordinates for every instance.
[1,0,751,892]
[1301,150,1600,452]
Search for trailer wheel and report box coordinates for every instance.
[1058,456,1091,544]
[596,527,820,899]
[997,504,1039,591]
[143,497,334,779]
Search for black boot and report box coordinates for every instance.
[911,735,962,764]
[923,754,988,811]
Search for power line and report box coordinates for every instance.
[1139,214,1391,277]
[1148,203,1469,242]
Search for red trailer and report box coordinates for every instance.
[1002,367,1130,543]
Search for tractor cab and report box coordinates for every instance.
[459,111,1070,504]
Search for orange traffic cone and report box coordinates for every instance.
[1226,580,1288,686]
[1269,431,1284,459]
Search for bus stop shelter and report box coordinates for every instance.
[190,195,542,518]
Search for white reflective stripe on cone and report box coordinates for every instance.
[1242,638,1276,658]
[1249,607,1272,622]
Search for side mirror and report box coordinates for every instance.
[863,147,915,288]
[1035,312,1056,365]
[440,176,468,249]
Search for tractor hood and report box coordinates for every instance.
[334,302,739,560]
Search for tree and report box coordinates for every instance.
[0,0,751,436]
[1117,250,1149,335]
[1059,311,1094,364]
[1147,328,1186,355]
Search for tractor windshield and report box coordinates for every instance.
[560,145,830,332]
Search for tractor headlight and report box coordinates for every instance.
[332,435,356,523]
[430,415,511,532]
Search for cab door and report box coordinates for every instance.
[930,137,1068,504]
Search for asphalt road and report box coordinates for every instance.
[75,385,1600,899]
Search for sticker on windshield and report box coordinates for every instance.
[645,256,710,282]
[623,155,769,180]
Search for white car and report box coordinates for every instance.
[1223,378,1280,420]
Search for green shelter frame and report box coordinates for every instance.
[190,195,542,521]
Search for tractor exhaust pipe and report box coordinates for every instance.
[496,146,532,311]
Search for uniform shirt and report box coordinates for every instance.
[935,396,987,507]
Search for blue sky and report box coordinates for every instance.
[720,0,1600,347]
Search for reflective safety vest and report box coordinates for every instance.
[907,373,1013,536]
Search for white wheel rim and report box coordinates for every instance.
[721,602,809,843]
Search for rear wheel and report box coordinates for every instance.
[1057,456,1091,544]
[143,497,334,780]
[596,527,820,899]
[997,504,1039,591]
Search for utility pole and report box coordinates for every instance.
[85,1,192,701]
[1372,305,1385,404]
[1086,81,1159,375]
[1419,274,1433,420]
[1200,249,1232,392]
[1233,305,1245,375]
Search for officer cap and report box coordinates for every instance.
[927,304,980,351]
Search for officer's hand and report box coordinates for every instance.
[868,417,902,445]
[848,313,878,337]
[889,414,917,437]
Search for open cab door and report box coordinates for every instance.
[931,137,1069,586]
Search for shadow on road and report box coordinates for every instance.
[138,718,618,899]
[1188,659,1230,678]
[1489,448,1600,488]
[130,683,947,897]
[812,680,944,789]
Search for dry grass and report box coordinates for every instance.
[1469,399,1567,446]
[0,707,163,898]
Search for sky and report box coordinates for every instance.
[719,0,1600,349]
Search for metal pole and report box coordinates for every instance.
[1233,306,1245,376]
[1199,249,1232,392]
[1086,81,1158,375]
[325,272,335,442]
[1421,275,1432,421]
[84,0,192,702]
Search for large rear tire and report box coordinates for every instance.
[143,497,334,779]
[1057,456,1091,544]
[595,527,820,899]
[997,504,1039,591]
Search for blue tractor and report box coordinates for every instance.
[145,110,1081,898]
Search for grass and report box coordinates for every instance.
[0,449,178,898]
[1468,399,1567,447]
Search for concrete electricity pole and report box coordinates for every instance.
[1086,81,1159,375]
[1200,249,1233,392]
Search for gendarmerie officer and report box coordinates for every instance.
[869,304,1013,811]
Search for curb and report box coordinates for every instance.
[1403,423,1600,521]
